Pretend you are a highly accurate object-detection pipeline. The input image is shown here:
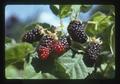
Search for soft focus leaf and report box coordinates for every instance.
[86,12,113,36]
[59,5,72,18]
[5,63,57,79]
[50,5,59,16]
[30,52,69,79]
[50,5,72,18]
[23,52,58,79]
[80,5,92,13]
[23,22,51,31]
[5,37,13,43]
[30,73,57,79]
[71,5,81,13]
[5,42,34,67]
[71,5,81,20]
[5,65,23,79]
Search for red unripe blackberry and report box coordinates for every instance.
[22,27,44,43]
[52,36,71,55]
[52,41,65,55]
[36,35,56,58]
[67,20,87,43]
[37,46,50,61]
[83,37,102,67]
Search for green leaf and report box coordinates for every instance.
[50,5,72,18]
[71,5,80,19]
[29,52,69,79]
[30,72,57,79]
[5,63,57,79]
[57,50,94,79]
[86,12,113,36]
[5,50,94,79]
[23,52,58,79]
[23,22,51,31]
[71,5,81,20]
[5,37,13,43]
[50,5,59,16]
[100,63,115,79]
[5,65,23,79]
[59,5,72,18]
[80,5,92,13]
[5,42,34,67]
[71,5,81,13]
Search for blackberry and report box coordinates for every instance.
[37,45,50,61]
[52,41,65,55]
[83,37,102,67]
[36,35,55,53]
[52,36,71,55]
[67,20,87,43]
[38,35,55,48]
[22,27,44,43]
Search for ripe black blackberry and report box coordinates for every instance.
[83,37,102,67]
[22,27,44,43]
[39,35,55,48]
[67,20,87,43]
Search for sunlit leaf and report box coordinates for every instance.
[59,5,72,18]
[57,50,94,79]
[86,12,113,36]
[71,5,81,20]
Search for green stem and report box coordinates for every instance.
[109,24,115,56]
[60,18,64,33]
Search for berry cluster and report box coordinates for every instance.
[22,19,102,67]
[67,20,102,67]
[37,35,71,61]
[22,25,71,61]
[37,35,55,60]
